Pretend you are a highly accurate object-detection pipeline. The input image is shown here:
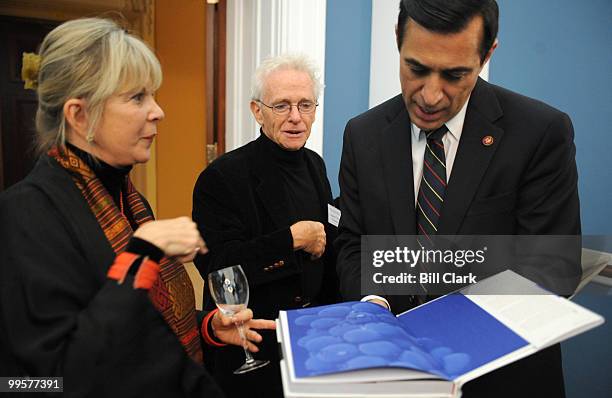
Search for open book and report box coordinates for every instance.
[277,270,604,397]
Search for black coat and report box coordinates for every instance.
[193,134,339,397]
[337,79,581,306]
[0,156,223,398]
[335,79,581,398]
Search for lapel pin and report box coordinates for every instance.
[482,135,494,146]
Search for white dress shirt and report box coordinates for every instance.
[362,96,471,310]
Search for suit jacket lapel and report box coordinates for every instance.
[251,136,295,229]
[438,79,504,234]
[381,97,417,234]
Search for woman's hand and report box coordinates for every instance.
[133,217,207,262]
[211,308,276,352]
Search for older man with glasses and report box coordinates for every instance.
[192,53,339,398]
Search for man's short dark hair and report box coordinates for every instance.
[396,0,499,63]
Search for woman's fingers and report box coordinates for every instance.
[245,341,260,353]
[196,236,208,254]
[247,330,263,343]
[231,310,276,332]
[229,308,253,324]
[134,217,207,259]
[248,319,277,331]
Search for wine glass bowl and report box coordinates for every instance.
[208,265,270,374]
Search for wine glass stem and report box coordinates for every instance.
[236,321,255,364]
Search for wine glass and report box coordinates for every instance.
[207,265,270,374]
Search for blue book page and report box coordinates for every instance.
[287,301,454,379]
[396,294,529,379]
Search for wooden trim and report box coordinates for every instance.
[0,104,3,191]
[205,0,226,162]
[205,3,215,151]
[215,0,226,155]
[0,0,157,213]
[0,1,141,27]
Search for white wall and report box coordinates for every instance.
[369,0,401,108]
[226,0,326,155]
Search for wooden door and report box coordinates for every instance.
[0,0,156,203]
[0,17,56,191]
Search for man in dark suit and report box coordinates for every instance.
[336,1,581,397]
[192,54,338,398]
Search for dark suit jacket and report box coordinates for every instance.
[192,134,338,397]
[335,78,581,397]
[0,156,223,398]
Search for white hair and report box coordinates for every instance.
[251,53,323,101]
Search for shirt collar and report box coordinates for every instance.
[410,94,471,141]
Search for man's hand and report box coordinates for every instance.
[290,221,326,259]
[133,217,207,262]
[211,308,276,352]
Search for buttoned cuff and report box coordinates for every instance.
[201,309,227,347]
[361,295,391,311]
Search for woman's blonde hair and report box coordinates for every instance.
[34,17,162,152]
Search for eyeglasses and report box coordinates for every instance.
[257,100,318,115]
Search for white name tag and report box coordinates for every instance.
[327,204,341,227]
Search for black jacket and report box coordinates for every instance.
[337,78,581,307]
[335,78,581,398]
[0,155,223,398]
[192,134,338,397]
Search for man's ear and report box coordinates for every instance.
[395,24,401,51]
[250,100,264,126]
[482,38,498,66]
[63,98,89,140]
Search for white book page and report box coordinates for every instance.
[291,367,440,385]
[464,294,603,348]
[281,360,456,398]
[461,270,603,348]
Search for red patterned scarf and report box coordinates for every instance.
[50,147,203,364]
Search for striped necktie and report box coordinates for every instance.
[416,125,447,243]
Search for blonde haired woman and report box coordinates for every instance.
[0,18,273,397]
